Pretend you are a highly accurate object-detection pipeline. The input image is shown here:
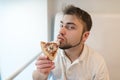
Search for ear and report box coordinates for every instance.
[82,31,90,42]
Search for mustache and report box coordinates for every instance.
[57,34,65,39]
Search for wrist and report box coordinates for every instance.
[32,70,49,80]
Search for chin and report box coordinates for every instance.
[59,45,72,49]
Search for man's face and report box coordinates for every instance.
[57,15,85,49]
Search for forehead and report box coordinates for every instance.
[62,15,78,22]
[61,15,83,25]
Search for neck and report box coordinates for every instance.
[64,44,84,63]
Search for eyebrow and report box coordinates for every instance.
[60,21,76,26]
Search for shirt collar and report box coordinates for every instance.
[60,49,66,57]
[78,44,88,62]
[59,44,89,62]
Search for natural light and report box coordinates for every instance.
[0,0,47,80]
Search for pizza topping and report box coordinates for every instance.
[45,43,58,56]
[40,41,59,60]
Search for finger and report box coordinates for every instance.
[37,68,51,74]
[35,59,53,65]
[37,55,48,60]
[36,62,54,69]
[37,65,55,74]
[51,65,55,70]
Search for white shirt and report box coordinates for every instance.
[49,44,109,80]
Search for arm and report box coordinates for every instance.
[32,70,48,80]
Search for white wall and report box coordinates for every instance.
[54,0,120,14]
[86,14,120,80]
[52,0,120,80]
[0,0,47,80]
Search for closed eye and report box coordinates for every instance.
[60,21,76,30]
[66,24,76,30]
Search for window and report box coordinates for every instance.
[0,0,47,80]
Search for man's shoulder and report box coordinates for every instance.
[85,44,105,64]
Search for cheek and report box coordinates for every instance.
[67,32,77,39]
[65,30,83,43]
[74,31,83,38]
[68,33,82,43]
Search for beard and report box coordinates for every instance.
[59,44,73,49]
[59,36,82,49]
[58,28,85,50]
[58,31,85,49]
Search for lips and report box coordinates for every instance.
[57,35,64,42]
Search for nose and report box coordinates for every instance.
[59,26,66,36]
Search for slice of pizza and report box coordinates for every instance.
[40,41,59,60]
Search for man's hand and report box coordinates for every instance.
[35,55,55,75]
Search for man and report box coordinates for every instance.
[33,5,109,80]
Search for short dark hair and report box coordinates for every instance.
[62,5,92,31]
